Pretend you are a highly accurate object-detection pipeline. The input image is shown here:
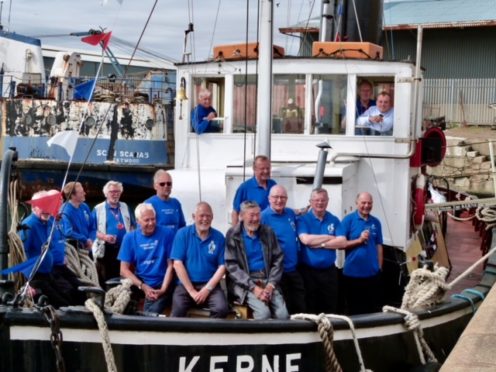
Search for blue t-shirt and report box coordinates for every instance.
[170,224,225,283]
[20,213,55,273]
[144,195,186,233]
[232,177,276,213]
[59,202,94,245]
[191,105,218,134]
[261,207,299,272]
[118,225,174,288]
[337,210,383,278]
[296,210,340,269]
[242,228,265,272]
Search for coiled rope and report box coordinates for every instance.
[65,243,99,287]
[104,278,133,314]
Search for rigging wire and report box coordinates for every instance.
[124,0,159,75]
[297,0,317,58]
[206,0,223,61]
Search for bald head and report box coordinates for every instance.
[269,185,288,213]
[356,192,373,218]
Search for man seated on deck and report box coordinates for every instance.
[144,169,186,235]
[261,185,306,314]
[297,188,346,314]
[225,200,289,320]
[170,202,229,318]
[18,190,83,307]
[118,203,175,315]
[356,91,394,135]
[334,192,384,315]
[191,88,220,134]
[231,155,277,225]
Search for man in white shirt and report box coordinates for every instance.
[356,91,394,135]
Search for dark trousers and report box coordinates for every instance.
[31,272,73,308]
[96,243,121,287]
[299,264,338,314]
[52,264,86,305]
[171,283,229,318]
[280,270,306,314]
[343,273,383,315]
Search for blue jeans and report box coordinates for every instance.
[246,288,289,320]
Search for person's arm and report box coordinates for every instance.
[156,259,174,297]
[195,265,226,304]
[173,259,196,297]
[224,229,255,291]
[120,261,153,300]
[377,244,384,269]
[266,228,284,288]
[298,233,339,248]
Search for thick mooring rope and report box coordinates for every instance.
[104,278,133,314]
[291,313,342,372]
[65,243,99,287]
[85,298,118,372]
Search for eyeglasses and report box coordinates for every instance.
[158,181,172,187]
[108,190,122,194]
[270,195,287,200]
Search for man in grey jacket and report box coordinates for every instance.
[225,200,289,320]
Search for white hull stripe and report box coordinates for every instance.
[10,306,471,346]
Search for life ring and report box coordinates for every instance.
[414,174,426,227]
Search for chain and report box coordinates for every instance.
[41,306,66,372]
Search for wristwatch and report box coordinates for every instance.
[205,284,213,292]
[138,282,143,290]
[321,242,325,248]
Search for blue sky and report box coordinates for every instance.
[4,0,320,62]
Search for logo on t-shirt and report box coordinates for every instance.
[208,241,216,254]
[327,223,335,235]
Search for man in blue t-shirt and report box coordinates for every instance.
[144,169,186,234]
[170,202,228,318]
[19,190,79,307]
[191,88,220,134]
[261,185,306,314]
[336,192,384,315]
[231,155,276,225]
[118,203,175,315]
[297,188,345,314]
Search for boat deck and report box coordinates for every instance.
[445,217,484,295]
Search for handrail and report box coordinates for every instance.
[0,148,17,275]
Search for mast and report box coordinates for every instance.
[255,0,274,157]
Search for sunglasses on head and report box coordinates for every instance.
[158,181,172,187]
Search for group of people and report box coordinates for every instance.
[19,156,385,319]
[355,79,394,136]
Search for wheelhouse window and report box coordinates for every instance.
[233,75,257,133]
[354,76,395,136]
[191,77,224,133]
[312,74,347,134]
[273,74,305,133]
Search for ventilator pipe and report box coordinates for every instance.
[313,141,332,189]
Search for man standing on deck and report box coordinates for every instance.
[297,188,345,314]
[335,192,384,315]
[231,155,276,225]
[170,202,228,318]
[144,169,186,235]
[19,190,81,307]
[59,181,94,251]
[119,203,175,315]
[261,185,306,314]
[91,180,135,286]
[225,200,289,320]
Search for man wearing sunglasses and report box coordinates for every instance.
[144,169,186,235]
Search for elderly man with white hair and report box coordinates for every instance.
[118,203,175,315]
[91,180,135,286]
